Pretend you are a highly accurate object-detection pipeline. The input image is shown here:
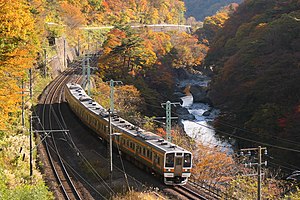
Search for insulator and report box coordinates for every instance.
[265,161,267,166]
[248,151,251,156]
[264,149,268,155]
[244,163,247,167]
[249,162,252,167]
[240,151,244,156]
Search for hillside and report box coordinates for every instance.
[184,0,243,21]
[205,0,300,164]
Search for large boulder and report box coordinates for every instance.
[176,107,196,122]
[175,68,190,80]
[189,85,208,102]
[176,107,190,115]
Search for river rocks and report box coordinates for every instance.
[178,114,195,122]
[176,107,195,122]
[189,85,208,103]
[176,107,190,115]
[176,68,190,80]
[202,110,211,116]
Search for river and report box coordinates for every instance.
[177,73,232,152]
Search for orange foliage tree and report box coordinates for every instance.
[59,1,86,29]
[170,32,208,68]
[98,26,157,79]
[192,144,236,185]
[0,0,38,129]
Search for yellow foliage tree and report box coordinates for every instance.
[0,0,38,129]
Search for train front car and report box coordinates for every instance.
[164,149,192,185]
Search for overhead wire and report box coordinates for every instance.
[32,106,115,195]
[192,121,300,153]
[215,120,300,148]
[51,104,116,195]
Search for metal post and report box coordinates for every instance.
[88,31,90,52]
[109,109,112,186]
[21,80,25,129]
[161,101,180,142]
[258,146,262,200]
[44,48,47,77]
[109,80,114,113]
[166,101,171,142]
[78,35,80,56]
[64,38,67,68]
[82,58,86,86]
[87,58,91,96]
[29,116,32,177]
[29,69,32,99]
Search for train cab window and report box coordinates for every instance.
[165,153,175,168]
[183,153,192,167]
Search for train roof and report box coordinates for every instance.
[66,83,191,154]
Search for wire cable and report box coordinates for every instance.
[192,121,300,153]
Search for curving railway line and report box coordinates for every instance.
[34,57,224,199]
[38,67,83,199]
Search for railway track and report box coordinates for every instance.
[173,185,208,200]
[34,54,110,199]
[41,68,82,200]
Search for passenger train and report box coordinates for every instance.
[65,83,192,185]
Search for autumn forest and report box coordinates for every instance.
[0,0,300,199]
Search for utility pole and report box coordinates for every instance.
[21,80,25,130]
[87,57,91,96]
[64,38,67,68]
[44,48,47,77]
[30,116,33,177]
[161,101,180,142]
[29,68,32,99]
[78,35,80,57]
[82,58,86,86]
[107,79,122,186]
[240,146,267,200]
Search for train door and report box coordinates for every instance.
[174,153,183,176]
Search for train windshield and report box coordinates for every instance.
[183,153,192,167]
[165,153,175,167]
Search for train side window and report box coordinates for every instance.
[143,148,145,156]
[157,157,160,165]
[165,153,175,168]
